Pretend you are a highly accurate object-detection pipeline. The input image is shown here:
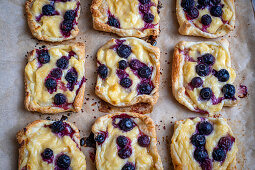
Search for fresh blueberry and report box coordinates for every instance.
[64,10,76,21]
[129,59,142,70]
[139,0,151,5]
[138,135,150,147]
[56,154,71,169]
[56,57,69,69]
[118,60,128,70]
[117,44,132,59]
[41,148,53,159]
[50,68,62,79]
[201,14,212,26]
[210,6,222,17]
[116,136,129,148]
[38,50,50,64]
[122,162,135,170]
[211,0,221,5]
[119,118,134,132]
[61,20,73,33]
[218,136,234,151]
[187,8,199,19]
[194,147,208,162]
[50,121,64,133]
[191,77,203,88]
[120,78,132,88]
[181,0,195,11]
[138,83,153,95]
[45,78,57,91]
[212,148,226,161]
[143,13,154,23]
[222,84,235,99]
[54,93,67,105]
[191,134,206,146]
[118,147,132,159]
[198,0,210,6]
[216,69,229,82]
[65,70,78,84]
[97,65,108,79]
[200,88,212,100]
[107,16,120,28]
[42,4,55,16]
[198,121,213,135]
[138,66,152,78]
[196,64,210,77]
[95,134,105,144]
[198,53,215,65]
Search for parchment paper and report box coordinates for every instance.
[0,0,254,169]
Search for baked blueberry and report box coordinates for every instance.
[191,134,206,146]
[187,8,199,19]
[98,65,108,79]
[198,0,210,6]
[216,69,229,82]
[198,53,215,65]
[50,68,62,79]
[210,6,222,17]
[191,77,203,88]
[138,83,153,95]
[56,154,71,169]
[117,44,132,59]
[64,10,76,21]
[107,16,120,28]
[119,118,135,132]
[201,14,212,26]
[42,4,55,16]
[120,78,132,88]
[198,121,213,135]
[65,70,78,84]
[41,148,53,159]
[181,0,195,11]
[212,148,226,161]
[118,60,128,70]
[218,136,234,151]
[54,93,67,105]
[38,50,50,64]
[222,84,235,99]
[118,147,132,159]
[122,162,135,170]
[196,64,210,77]
[116,136,129,148]
[138,135,150,147]
[56,57,69,69]
[138,66,152,78]
[50,121,64,133]
[194,147,208,162]
[129,59,143,70]
[61,20,73,34]
[200,88,212,100]
[211,0,221,5]
[45,78,57,91]
[95,134,105,144]
[139,0,150,4]
[143,13,154,23]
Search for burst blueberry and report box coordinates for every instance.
[95,134,105,144]
[41,148,53,159]
[198,0,210,6]
[116,136,129,148]
[143,13,154,23]
[118,147,132,159]
[122,163,135,170]
[54,93,67,105]
[64,10,76,21]
[222,84,235,99]
[129,59,142,70]
[50,121,64,133]
[42,4,55,16]
[45,78,57,91]
[187,8,199,19]
[118,60,128,70]
[191,77,203,88]
[117,44,132,59]
[65,70,78,84]
[56,154,71,169]
[50,68,62,79]
[216,69,229,82]
[200,88,212,100]
[107,16,120,28]
[210,6,222,17]
[191,134,206,146]
[212,148,226,161]
[139,0,150,4]
[120,78,132,88]
[201,14,212,26]
[61,20,73,34]
[138,83,153,94]
[98,65,108,79]
[56,57,69,69]
[218,136,234,151]
[38,50,50,64]
[181,0,195,11]
[119,118,134,132]
[138,135,150,147]
[138,66,152,78]
[194,147,208,162]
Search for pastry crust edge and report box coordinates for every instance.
[24,42,86,114]
[25,0,80,42]
[171,39,237,114]
[95,37,160,107]
[176,0,235,38]
[91,112,163,170]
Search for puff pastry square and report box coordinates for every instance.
[25,43,86,114]
[17,120,86,170]
[95,37,160,107]
[171,117,238,170]
[92,112,163,170]
[26,0,81,42]
[172,39,237,114]
[91,0,160,37]
[176,0,235,38]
